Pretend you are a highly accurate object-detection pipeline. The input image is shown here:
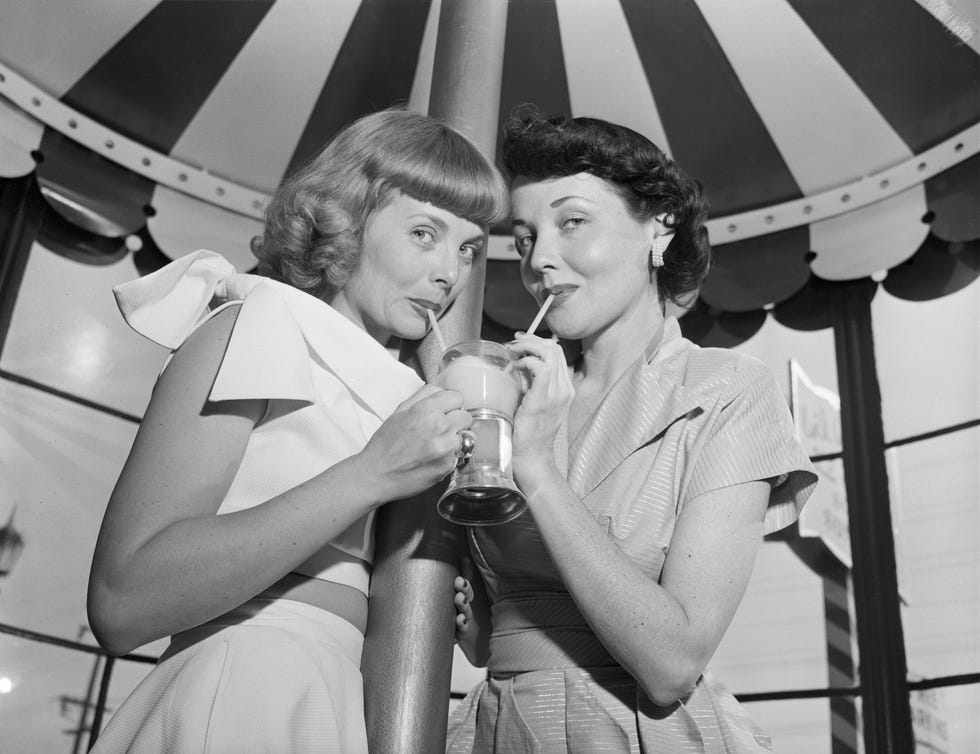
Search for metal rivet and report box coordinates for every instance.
[727,224,736,233]
[880,179,890,189]
[803,205,813,214]
[105,140,114,149]
[178,173,188,182]
[0,73,6,83]
[765,215,774,224]
[31,97,41,106]
[216,187,225,197]
[841,193,850,203]
[68,119,77,129]
[917,162,927,171]
[142,157,151,167]
[954,142,964,152]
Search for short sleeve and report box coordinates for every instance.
[684,359,817,534]
[207,282,317,406]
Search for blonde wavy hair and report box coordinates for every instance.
[251,108,509,300]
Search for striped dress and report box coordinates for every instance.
[447,318,817,753]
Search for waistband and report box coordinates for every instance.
[164,597,364,666]
[489,594,617,675]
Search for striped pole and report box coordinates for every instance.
[824,565,860,753]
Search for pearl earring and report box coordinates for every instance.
[650,233,672,268]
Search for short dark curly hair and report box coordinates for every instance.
[252,108,509,300]
[501,107,711,308]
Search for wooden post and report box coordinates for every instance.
[362,2,507,751]
[830,277,914,752]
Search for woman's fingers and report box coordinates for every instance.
[454,577,474,635]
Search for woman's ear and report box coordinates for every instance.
[648,213,674,269]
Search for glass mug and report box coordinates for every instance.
[435,340,527,526]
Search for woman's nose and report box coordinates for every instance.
[432,247,460,289]
[527,235,558,275]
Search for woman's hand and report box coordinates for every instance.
[508,334,574,469]
[358,384,473,503]
[452,571,491,667]
[453,575,475,640]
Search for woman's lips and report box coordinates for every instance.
[544,285,576,305]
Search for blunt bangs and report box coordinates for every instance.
[357,114,509,227]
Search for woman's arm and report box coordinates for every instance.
[514,460,768,706]
[88,306,469,655]
[508,334,770,705]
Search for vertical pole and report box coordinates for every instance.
[823,567,859,753]
[72,653,102,754]
[362,2,507,752]
[830,278,913,753]
[87,655,115,751]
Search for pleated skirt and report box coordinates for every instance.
[447,667,772,753]
[91,598,367,754]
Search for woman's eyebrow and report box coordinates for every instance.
[407,213,449,231]
[550,194,592,207]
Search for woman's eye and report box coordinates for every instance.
[561,216,587,232]
[459,243,478,262]
[513,234,534,257]
[412,228,436,244]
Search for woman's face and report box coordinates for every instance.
[510,172,660,343]
[330,191,486,344]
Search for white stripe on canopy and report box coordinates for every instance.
[696,0,912,193]
[555,0,672,156]
[148,185,264,271]
[0,0,157,97]
[169,0,362,193]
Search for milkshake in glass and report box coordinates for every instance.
[435,341,526,525]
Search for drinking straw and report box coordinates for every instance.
[426,308,447,353]
[526,293,555,337]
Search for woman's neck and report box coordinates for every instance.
[577,310,666,392]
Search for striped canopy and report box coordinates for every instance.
[1,0,977,344]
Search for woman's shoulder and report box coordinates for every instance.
[668,337,776,398]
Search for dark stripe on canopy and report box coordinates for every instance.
[788,0,980,151]
[284,0,433,179]
[496,0,572,167]
[883,234,980,301]
[702,227,812,312]
[620,0,802,217]
[60,0,274,153]
[927,155,980,242]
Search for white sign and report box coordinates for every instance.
[790,360,851,568]
[910,685,949,754]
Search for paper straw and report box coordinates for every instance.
[426,308,447,353]
[526,293,555,337]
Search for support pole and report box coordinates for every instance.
[830,278,913,752]
[362,2,507,751]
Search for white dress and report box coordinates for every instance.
[92,250,423,753]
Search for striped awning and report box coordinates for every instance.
[1,0,977,344]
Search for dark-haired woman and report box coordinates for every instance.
[87,108,508,753]
[450,110,817,752]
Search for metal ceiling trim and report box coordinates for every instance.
[0,62,267,221]
[2,61,977,254]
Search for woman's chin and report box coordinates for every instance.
[390,321,428,343]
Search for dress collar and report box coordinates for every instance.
[567,317,710,497]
